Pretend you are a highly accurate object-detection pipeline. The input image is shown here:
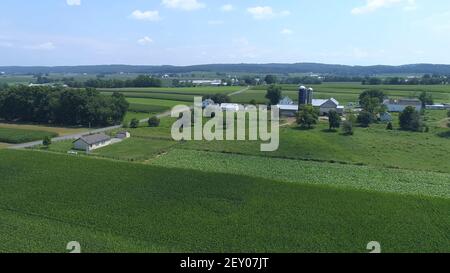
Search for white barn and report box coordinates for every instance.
[312,98,344,115]
[73,133,111,152]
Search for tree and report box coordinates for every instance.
[328,110,341,131]
[359,89,386,117]
[399,106,423,132]
[249,99,257,106]
[386,122,393,130]
[297,105,319,129]
[204,93,230,104]
[265,85,282,105]
[342,121,354,136]
[447,110,450,118]
[264,75,278,85]
[43,136,52,147]
[148,116,160,127]
[418,91,433,108]
[129,118,139,129]
[357,111,373,127]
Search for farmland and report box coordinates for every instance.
[0,149,449,253]
[231,83,450,104]
[0,128,57,144]
[1,81,450,253]
[152,149,450,199]
[100,86,243,103]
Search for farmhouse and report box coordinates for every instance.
[73,133,111,152]
[383,99,422,112]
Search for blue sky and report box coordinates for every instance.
[1,0,450,66]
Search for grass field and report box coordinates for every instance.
[101,86,242,103]
[231,83,450,104]
[0,128,57,144]
[126,98,187,114]
[0,123,86,136]
[0,149,448,253]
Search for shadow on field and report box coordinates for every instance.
[437,131,450,138]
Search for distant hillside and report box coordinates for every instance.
[2,63,450,76]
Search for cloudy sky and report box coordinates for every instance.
[1,0,450,66]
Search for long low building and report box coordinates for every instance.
[73,133,112,152]
[383,99,422,112]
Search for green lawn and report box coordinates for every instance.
[0,128,57,144]
[92,138,178,162]
[0,149,448,253]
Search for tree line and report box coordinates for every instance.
[62,75,163,89]
[0,85,129,126]
[362,74,448,85]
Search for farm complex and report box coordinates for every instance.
[0,69,450,253]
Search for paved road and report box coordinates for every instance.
[9,86,250,150]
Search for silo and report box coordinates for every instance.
[307,88,314,104]
[298,86,308,105]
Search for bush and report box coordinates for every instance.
[357,111,373,127]
[328,110,341,131]
[148,116,160,127]
[129,118,139,129]
[297,105,319,129]
[342,121,354,136]
[447,110,450,118]
[399,106,423,132]
[43,136,52,147]
[386,122,393,130]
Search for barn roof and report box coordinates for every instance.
[75,133,111,145]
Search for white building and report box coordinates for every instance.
[116,131,131,139]
[191,80,222,86]
[312,98,344,115]
[220,103,241,112]
[276,98,344,117]
[73,133,112,152]
[383,99,422,112]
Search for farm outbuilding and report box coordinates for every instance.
[73,133,112,152]
[116,131,131,139]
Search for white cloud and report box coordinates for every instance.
[351,0,416,15]
[281,28,293,35]
[162,0,205,11]
[24,42,56,50]
[137,36,154,45]
[130,10,161,21]
[247,6,291,20]
[66,0,81,6]
[221,4,234,12]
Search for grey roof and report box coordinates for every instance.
[75,133,111,145]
